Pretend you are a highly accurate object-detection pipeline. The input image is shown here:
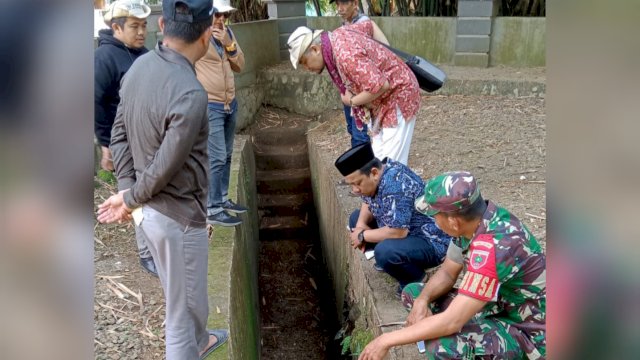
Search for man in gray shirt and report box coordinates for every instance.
[97,0,228,358]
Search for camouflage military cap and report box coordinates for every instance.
[415,171,480,216]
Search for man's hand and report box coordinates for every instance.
[349,227,365,249]
[406,298,433,326]
[212,27,232,47]
[341,91,354,106]
[96,190,132,224]
[358,334,391,360]
[100,146,114,171]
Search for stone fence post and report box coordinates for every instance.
[454,0,498,67]
[262,0,307,61]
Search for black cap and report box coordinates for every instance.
[163,0,215,23]
[334,143,376,176]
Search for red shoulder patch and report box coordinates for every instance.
[459,234,499,301]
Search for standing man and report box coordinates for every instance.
[95,0,158,276]
[195,0,248,227]
[358,172,546,360]
[335,143,452,297]
[97,1,228,358]
[287,24,419,165]
[331,0,389,148]
[95,0,150,172]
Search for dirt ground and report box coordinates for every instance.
[258,239,342,360]
[93,94,545,359]
[94,180,166,360]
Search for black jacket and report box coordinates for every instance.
[94,29,147,147]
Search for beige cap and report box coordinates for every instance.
[103,0,151,25]
[287,26,324,69]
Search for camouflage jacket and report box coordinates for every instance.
[448,201,546,358]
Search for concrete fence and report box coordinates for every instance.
[307,16,545,67]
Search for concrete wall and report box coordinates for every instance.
[230,20,281,89]
[307,132,430,360]
[228,20,280,130]
[307,138,349,318]
[307,16,457,64]
[307,16,545,67]
[259,67,341,116]
[490,17,546,67]
[207,136,261,359]
[375,17,457,64]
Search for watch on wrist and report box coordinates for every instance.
[225,42,237,52]
[357,229,366,244]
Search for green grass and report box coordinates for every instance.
[96,169,117,186]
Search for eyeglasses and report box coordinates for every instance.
[214,12,230,19]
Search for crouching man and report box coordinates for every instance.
[335,143,452,298]
[358,171,546,360]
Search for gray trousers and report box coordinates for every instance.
[138,206,210,360]
[135,226,151,259]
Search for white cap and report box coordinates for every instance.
[213,0,237,13]
[103,0,151,25]
[287,27,324,69]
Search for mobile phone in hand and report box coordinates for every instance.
[364,249,375,260]
[417,340,426,353]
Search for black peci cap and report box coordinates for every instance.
[334,143,376,176]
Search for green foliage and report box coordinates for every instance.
[306,0,333,16]
[498,0,545,16]
[340,335,352,355]
[97,169,117,186]
[339,328,374,356]
[350,328,374,355]
[229,0,268,23]
[364,0,457,17]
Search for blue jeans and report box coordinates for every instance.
[349,209,440,288]
[344,105,370,147]
[207,105,236,216]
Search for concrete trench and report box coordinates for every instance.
[213,109,431,360]
[250,120,346,359]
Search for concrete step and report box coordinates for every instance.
[255,142,309,171]
[258,193,312,217]
[259,215,309,240]
[256,168,311,194]
[251,125,308,147]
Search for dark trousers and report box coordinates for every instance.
[349,209,441,288]
[344,105,370,148]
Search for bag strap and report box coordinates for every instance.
[345,29,413,61]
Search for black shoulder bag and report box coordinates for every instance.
[346,29,447,92]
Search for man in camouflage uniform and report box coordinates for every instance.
[358,171,546,360]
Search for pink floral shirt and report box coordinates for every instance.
[331,21,420,129]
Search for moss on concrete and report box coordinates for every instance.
[206,136,260,360]
[308,16,456,64]
[490,17,546,67]
[307,16,342,31]
[349,328,375,356]
[374,17,456,64]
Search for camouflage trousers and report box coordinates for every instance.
[401,283,526,359]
